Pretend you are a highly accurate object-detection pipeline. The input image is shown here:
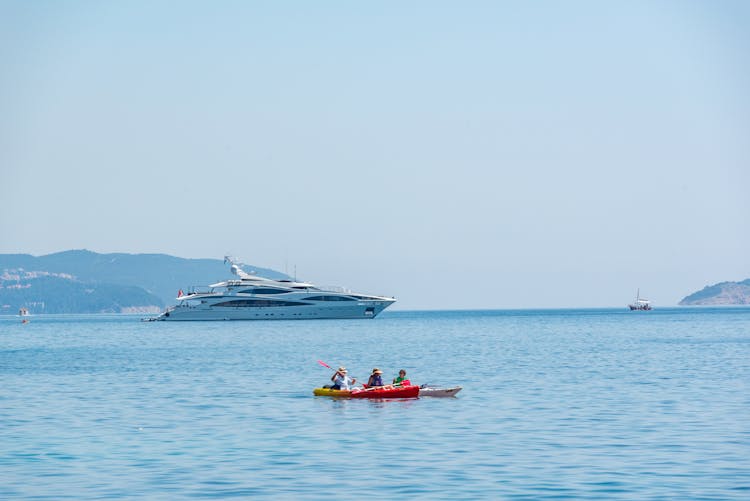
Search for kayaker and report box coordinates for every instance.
[366,368,384,387]
[393,369,408,385]
[331,367,356,390]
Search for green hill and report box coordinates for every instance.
[0,273,164,314]
[679,279,750,305]
[0,250,289,314]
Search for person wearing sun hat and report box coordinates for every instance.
[331,366,356,390]
[366,368,384,387]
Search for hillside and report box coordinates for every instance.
[679,279,750,305]
[0,250,289,314]
[0,271,164,314]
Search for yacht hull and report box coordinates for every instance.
[152,301,393,321]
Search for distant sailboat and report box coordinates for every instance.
[628,289,652,311]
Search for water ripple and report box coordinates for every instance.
[1,309,749,498]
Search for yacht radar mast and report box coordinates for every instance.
[224,255,255,280]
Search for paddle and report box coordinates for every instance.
[317,360,334,371]
[318,360,349,377]
[360,382,399,391]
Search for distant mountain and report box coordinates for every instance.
[0,250,289,314]
[679,279,750,305]
[0,272,164,314]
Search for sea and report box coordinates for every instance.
[1,307,749,499]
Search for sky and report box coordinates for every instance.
[1,1,748,309]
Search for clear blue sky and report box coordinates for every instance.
[1,1,748,309]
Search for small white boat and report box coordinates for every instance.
[628,289,652,311]
[419,385,462,397]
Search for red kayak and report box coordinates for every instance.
[350,385,419,399]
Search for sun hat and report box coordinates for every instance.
[372,368,383,374]
[338,367,347,373]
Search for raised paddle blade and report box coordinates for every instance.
[317,360,333,370]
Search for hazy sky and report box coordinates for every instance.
[1,1,748,309]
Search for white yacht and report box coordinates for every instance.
[146,257,395,321]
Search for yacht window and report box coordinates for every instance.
[213,299,307,307]
[240,288,289,294]
[305,295,356,302]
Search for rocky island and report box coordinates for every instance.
[679,279,750,305]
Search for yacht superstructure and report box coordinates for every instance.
[146,257,395,321]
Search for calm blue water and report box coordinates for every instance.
[1,308,749,499]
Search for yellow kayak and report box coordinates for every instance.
[313,387,352,397]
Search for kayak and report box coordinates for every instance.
[418,385,462,397]
[313,387,354,397]
[351,385,419,399]
[313,385,420,399]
